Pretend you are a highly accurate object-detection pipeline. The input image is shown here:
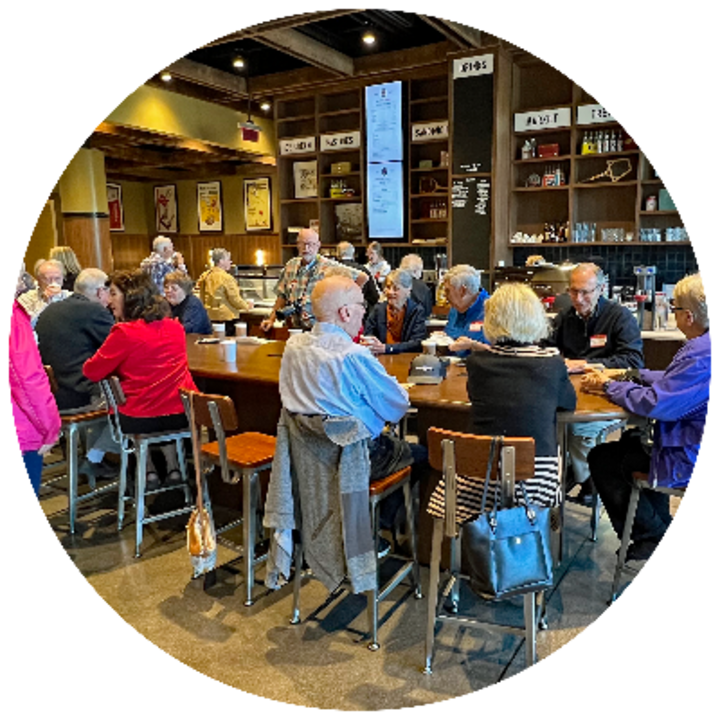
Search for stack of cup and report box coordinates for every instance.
[220,339,237,363]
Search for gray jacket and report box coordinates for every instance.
[263,409,377,593]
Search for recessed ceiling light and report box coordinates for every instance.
[233,57,245,69]
[362,31,376,46]
[160,71,172,82]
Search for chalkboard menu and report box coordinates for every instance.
[452,177,491,268]
[452,54,494,175]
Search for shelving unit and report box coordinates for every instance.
[508,61,686,249]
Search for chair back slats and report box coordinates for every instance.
[43,364,59,394]
[428,427,535,481]
[181,389,239,433]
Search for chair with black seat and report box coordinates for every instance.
[268,412,422,651]
[424,427,548,672]
[180,388,276,606]
[100,376,195,558]
[41,365,116,534]
[609,471,685,603]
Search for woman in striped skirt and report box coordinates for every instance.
[428,282,576,522]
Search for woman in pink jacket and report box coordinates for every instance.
[10,299,61,496]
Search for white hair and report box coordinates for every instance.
[675,273,708,329]
[483,283,550,345]
[37,259,64,279]
[400,254,423,279]
[153,236,173,252]
[337,242,355,260]
[444,264,481,295]
[74,268,108,298]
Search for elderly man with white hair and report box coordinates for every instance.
[399,253,433,318]
[140,235,186,294]
[440,264,490,354]
[16,258,72,327]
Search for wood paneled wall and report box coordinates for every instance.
[110,232,281,279]
[62,215,113,271]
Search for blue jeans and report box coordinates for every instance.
[23,451,44,497]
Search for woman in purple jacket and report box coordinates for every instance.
[5,263,60,500]
[584,273,710,561]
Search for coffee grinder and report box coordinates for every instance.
[633,265,657,330]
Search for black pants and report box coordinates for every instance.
[588,430,672,544]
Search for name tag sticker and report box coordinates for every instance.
[590,334,607,348]
[469,321,484,332]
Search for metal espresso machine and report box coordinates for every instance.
[633,265,657,330]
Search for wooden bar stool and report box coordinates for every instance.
[291,463,422,651]
[424,427,546,672]
[42,365,117,533]
[609,471,685,603]
[181,389,276,606]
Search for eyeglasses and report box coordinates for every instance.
[569,286,599,297]
[669,300,687,313]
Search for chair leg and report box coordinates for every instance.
[291,539,303,625]
[242,469,257,607]
[448,532,460,613]
[366,586,380,651]
[424,517,444,674]
[590,488,600,542]
[367,495,380,650]
[117,448,129,530]
[135,441,147,558]
[176,437,192,504]
[524,592,538,666]
[67,423,79,535]
[403,482,422,599]
[610,484,641,603]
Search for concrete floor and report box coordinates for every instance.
[36,461,658,712]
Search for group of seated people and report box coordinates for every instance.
[10,229,710,573]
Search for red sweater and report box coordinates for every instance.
[83,317,197,418]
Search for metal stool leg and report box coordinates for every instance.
[242,469,258,606]
[423,517,444,674]
[448,532,460,613]
[291,538,303,625]
[610,484,641,603]
[590,488,600,542]
[135,440,148,557]
[67,422,79,535]
[117,445,129,530]
[524,592,538,666]
[403,482,422,598]
[367,495,381,650]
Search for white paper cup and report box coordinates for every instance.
[235,322,248,337]
[220,339,237,363]
[287,328,303,336]
[212,323,225,338]
[422,339,437,356]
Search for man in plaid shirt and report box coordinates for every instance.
[261,228,368,331]
[140,236,186,295]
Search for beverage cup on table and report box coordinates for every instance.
[212,323,225,338]
[220,339,237,363]
[421,339,437,356]
[235,321,248,337]
[287,328,303,336]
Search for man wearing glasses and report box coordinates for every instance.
[550,263,643,503]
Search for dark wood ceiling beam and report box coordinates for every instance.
[165,57,247,96]
[202,10,362,47]
[253,28,355,76]
[418,16,487,49]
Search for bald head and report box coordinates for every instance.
[311,276,365,337]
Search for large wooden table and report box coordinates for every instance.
[186,335,628,439]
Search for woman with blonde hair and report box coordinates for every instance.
[428,283,576,519]
[196,247,249,335]
[49,246,82,290]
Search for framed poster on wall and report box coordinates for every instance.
[107,183,124,231]
[244,177,272,231]
[197,181,222,232]
[154,184,178,233]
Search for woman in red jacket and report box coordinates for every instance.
[10,300,61,496]
[83,270,197,488]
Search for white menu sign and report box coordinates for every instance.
[279,136,316,155]
[367,162,404,238]
[514,107,571,132]
[320,131,360,152]
[365,81,403,163]
[577,104,616,125]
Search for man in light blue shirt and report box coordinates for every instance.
[280,275,410,438]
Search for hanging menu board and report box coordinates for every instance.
[452,54,494,175]
[365,81,404,238]
[452,177,491,268]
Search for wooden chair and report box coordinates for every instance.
[290,464,422,651]
[609,471,685,603]
[100,377,194,557]
[42,365,116,534]
[180,388,276,606]
[424,427,546,672]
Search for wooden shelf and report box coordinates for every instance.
[640,210,680,216]
[318,108,360,118]
[410,95,448,106]
[280,198,319,204]
[573,180,638,189]
[411,166,449,173]
[514,185,570,192]
[411,218,448,224]
[411,192,449,198]
[277,113,316,122]
[514,155,572,164]
[410,138,448,146]
[510,241,692,248]
[320,197,362,202]
[320,172,361,178]
[574,149,641,160]
[514,125,572,137]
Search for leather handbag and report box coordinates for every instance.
[462,437,553,600]
[185,393,217,578]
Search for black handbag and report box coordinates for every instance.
[462,437,553,600]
